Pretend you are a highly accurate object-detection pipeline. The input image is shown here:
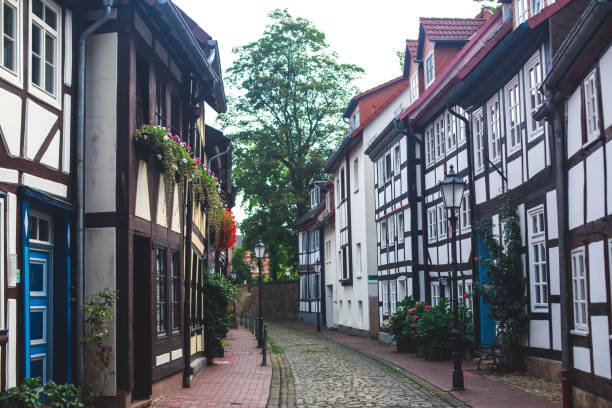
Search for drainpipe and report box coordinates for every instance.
[545,90,572,408]
[76,0,114,388]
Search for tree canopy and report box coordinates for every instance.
[220,9,363,278]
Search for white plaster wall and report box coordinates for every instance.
[586,147,605,223]
[566,87,582,159]
[529,320,550,349]
[22,173,67,198]
[0,87,22,156]
[607,140,612,216]
[6,299,16,387]
[600,45,612,130]
[85,33,117,213]
[475,177,486,204]
[0,168,18,185]
[85,228,117,395]
[135,161,151,221]
[573,346,591,374]
[64,10,73,86]
[568,162,584,230]
[527,141,545,179]
[507,157,522,190]
[551,303,561,351]
[591,315,611,379]
[25,99,58,160]
[62,94,72,174]
[549,246,560,295]
[546,190,558,240]
[588,240,607,303]
[40,131,60,169]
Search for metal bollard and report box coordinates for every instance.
[262,324,267,366]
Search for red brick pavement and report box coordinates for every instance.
[153,328,271,408]
[286,320,560,408]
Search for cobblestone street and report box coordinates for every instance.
[267,322,466,408]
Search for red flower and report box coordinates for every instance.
[425,305,431,310]
[463,293,469,299]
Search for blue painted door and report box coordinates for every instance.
[477,235,496,346]
[28,251,50,382]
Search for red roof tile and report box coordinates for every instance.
[176,6,212,47]
[420,17,488,41]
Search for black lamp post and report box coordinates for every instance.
[439,164,466,391]
[314,259,321,332]
[254,239,266,348]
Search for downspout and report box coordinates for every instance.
[76,0,114,388]
[545,89,572,408]
[447,105,480,342]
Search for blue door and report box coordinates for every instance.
[477,235,496,346]
[28,251,50,382]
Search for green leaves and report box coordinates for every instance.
[220,9,363,276]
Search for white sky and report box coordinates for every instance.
[172,0,487,229]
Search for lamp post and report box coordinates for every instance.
[439,164,466,391]
[314,259,321,332]
[254,239,266,348]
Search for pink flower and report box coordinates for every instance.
[214,176,218,181]
[410,323,415,328]
[187,146,192,151]
[413,315,419,320]
[407,309,413,314]
[167,142,172,146]
[416,302,422,307]
[194,158,201,165]
[425,305,431,310]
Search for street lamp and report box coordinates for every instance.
[439,164,466,391]
[254,239,266,348]
[314,259,321,332]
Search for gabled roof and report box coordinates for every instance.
[343,76,407,118]
[417,17,489,59]
[402,40,419,78]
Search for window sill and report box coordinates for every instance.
[570,329,589,337]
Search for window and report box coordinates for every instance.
[446,112,456,152]
[380,220,387,248]
[325,190,333,214]
[584,70,600,143]
[571,248,588,332]
[377,158,384,185]
[506,80,522,151]
[349,107,360,133]
[425,126,435,167]
[427,207,437,242]
[457,106,466,145]
[170,251,180,332]
[488,98,502,163]
[353,158,359,192]
[310,186,320,208]
[529,207,547,309]
[390,282,397,313]
[431,282,440,306]
[515,0,528,25]
[435,117,445,160]
[437,203,447,240]
[155,80,167,127]
[29,213,51,243]
[531,0,543,15]
[527,55,543,135]
[393,145,401,174]
[385,153,392,181]
[398,213,405,243]
[340,168,346,200]
[156,248,167,335]
[170,91,180,136]
[382,282,389,315]
[460,193,471,231]
[356,242,362,277]
[425,52,434,87]
[30,0,60,101]
[341,246,349,280]
[473,110,485,173]
[388,215,396,245]
[410,72,419,102]
[2,0,18,74]
[465,282,473,310]
[314,230,319,251]
[136,54,150,128]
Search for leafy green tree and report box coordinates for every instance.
[397,50,405,71]
[473,0,499,12]
[220,9,363,277]
[230,246,252,284]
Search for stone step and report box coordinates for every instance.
[131,399,152,408]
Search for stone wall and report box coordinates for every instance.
[235,281,298,321]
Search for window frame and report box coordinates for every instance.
[473,109,485,174]
[410,71,419,102]
[425,125,435,168]
[397,213,405,243]
[436,203,447,240]
[460,192,471,233]
[505,77,522,153]
[530,0,544,16]
[435,116,446,161]
[28,0,61,107]
[446,112,457,153]
[393,144,401,174]
[525,52,544,139]
[487,95,502,164]
[431,281,440,307]
[382,281,389,316]
[528,206,548,311]
[1,0,22,85]
[425,51,435,87]
[456,106,466,146]
[170,251,180,332]
[571,247,588,332]
[583,69,600,144]
[380,220,387,248]
[427,207,437,243]
[390,281,397,313]
[155,247,168,336]
[353,158,359,193]
[515,0,528,25]
[310,186,320,208]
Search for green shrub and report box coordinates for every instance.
[0,377,85,408]
[414,297,453,350]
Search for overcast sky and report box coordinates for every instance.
[171,0,488,231]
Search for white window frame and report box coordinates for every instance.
[530,0,544,16]
[487,95,502,164]
[393,144,401,174]
[473,109,485,174]
[28,0,62,108]
[410,71,419,102]
[435,116,445,161]
[0,0,22,86]
[390,281,397,313]
[380,220,387,248]
[437,203,447,240]
[505,77,522,153]
[526,52,544,138]
[571,247,588,332]
[388,215,396,245]
[355,242,362,277]
[465,281,473,310]
[29,212,52,244]
[353,158,359,193]
[456,106,466,146]
[425,51,435,87]
[460,192,471,232]
[431,282,440,307]
[377,159,383,186]
[310,186,320,208]
[446,112,457,153]
[425,126,435,167]
[515,0,528,25]
[382,281,389,315]
[427,207,437,243]
[397,213,405,243]
[384,152,392,182]
[528,206,548,310]
[349,106,360,133]
[583,69,600,144]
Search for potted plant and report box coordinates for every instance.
[414,298,453,361]
[203,272,235,365]
[384,296,427,353]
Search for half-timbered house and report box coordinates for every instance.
[294,181,333,326]
[446,0,589,383]
[81,0,226,405]
[0,0,83,390]
[325,77,409,337]
[540,0,612,404]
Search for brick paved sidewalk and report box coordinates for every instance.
[153,328,271,408]
[285,320,560,408]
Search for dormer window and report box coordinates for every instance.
[530,0,543,16]
[425,52,435,87]
[515,0,527,25]
[410,72,419,103]
[310,186,320,208]
[349,107,360,133]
